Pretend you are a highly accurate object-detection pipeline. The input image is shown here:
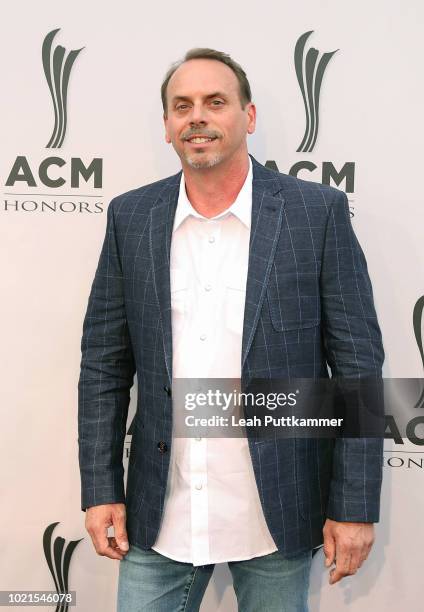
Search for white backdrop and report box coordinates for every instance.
[1,1,423,610]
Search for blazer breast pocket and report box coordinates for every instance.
[267,270,320,332]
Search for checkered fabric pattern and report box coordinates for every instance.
[78,156,384,556]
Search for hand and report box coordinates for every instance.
[85,503,129,560]
[323,518,375,584]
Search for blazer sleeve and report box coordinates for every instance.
[320,189,385,523]
[78,197,136,511]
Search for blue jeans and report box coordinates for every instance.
[117,545,311,611]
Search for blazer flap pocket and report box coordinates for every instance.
[267,287,319,331]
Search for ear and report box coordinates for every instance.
[163,113,171,143]
[246,103,256,135]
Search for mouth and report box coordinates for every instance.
[184,135,218,145]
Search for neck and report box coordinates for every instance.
[181,150,250,218]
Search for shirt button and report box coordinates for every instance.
[204,284,212,292]
[200,334,207,341]
[208,236,215,243]
[195,483,203,490]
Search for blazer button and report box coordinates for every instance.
[163,385,172,397]
[157,441,168,454]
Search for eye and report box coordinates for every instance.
[211,99,224,106]
[176,104,189,111]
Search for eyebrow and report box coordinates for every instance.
[171,92,228,104]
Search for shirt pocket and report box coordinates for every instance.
[224,265,248,334]
[170,268,189,334]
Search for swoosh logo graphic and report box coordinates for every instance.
[42,29,83,148]
[43,522,83,611]
[413,295,424,408]
[295,31,338,153]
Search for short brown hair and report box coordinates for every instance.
[161,48,252,116]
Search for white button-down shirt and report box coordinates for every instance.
[152,159,277,566]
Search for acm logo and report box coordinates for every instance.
[3,29,103,213]
[384,296,424,469]
[266,31,355,197]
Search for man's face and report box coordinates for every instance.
[164,59,256,170]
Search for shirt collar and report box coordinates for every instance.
[173,157,252,232]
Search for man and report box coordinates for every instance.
[78,48,384,611]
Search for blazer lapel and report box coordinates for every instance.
[149,158,286,381]
[149,177,180,384]
[242,158,286,368]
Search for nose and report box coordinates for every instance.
[189,102,207,126]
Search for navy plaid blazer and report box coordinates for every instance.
[78,155,384,557]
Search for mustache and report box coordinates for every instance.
[181,128,221,140]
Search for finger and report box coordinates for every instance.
[348,548,362,575]
[96,537,125,560]
[329,548,351,585]
[97,535,125,560]
[88,523,109,555]
[365,538,375,557]
[90,527,124,560]
[360,536,375,566]
[109,536,120,550]
[358,544,369,567]
[323,532,336,568]
[108,536,128,556]
[99,541,125,560]
[107,537,126,559]
[112,508,129,553]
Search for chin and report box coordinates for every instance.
[185,153,223,169]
